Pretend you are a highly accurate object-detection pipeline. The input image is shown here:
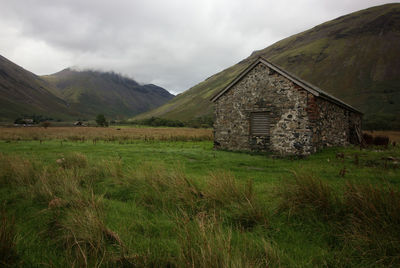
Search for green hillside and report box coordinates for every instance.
[0,55,78,121]
[135,3,400,129]
[43,69,174,120]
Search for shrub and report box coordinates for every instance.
[41,121,51,128]
[96,114,108,127]
[130,116,214,128]
[373,135,390,147]
[13,118,25,125]
[131,117,185,127]
[362,133,374,145]
[186,116,214,128]
[363,133,391,147]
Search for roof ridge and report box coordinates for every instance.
[211,57,362,114]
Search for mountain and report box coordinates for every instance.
[0,55,76,121]
[0,53,174,122]
[135,3,400,129]
[43,69,174,120]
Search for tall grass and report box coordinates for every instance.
[121,164,268,229]
[278,173,400,266]
[277,172,339,219]
[57,152,88,169]
[343,183,400,266]
[98,162,271,266]
[0,153,275,266]
[0,153,37,187]
[3,147,398,266]
[0,206,19,267]
[205,172,267,229]
[0,152,127,266]
[177,212,278,268]
[55,193,125,267]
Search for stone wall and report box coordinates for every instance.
[214,63,314,155]
[310,96,362,149]
[213,62,362,156]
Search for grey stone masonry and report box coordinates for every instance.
[212,58,362,156]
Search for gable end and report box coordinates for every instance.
[210,57,362,114]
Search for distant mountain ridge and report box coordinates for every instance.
[43,68,174,120]
[135,3,400,129]
[0,55,173,121]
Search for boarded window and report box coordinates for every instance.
[250,112,269,135]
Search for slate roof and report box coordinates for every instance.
[211,57,362,114]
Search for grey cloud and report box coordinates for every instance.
[0,0,394,93]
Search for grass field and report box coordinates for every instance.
[0,128,399,267]
[0,126,212,142]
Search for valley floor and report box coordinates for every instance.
[0,128,399,267]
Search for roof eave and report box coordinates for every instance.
[210,56,363,115]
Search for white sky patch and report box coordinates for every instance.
[9,40,73,75]
[0,0,395,93]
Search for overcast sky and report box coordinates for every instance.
[0,0,395,94]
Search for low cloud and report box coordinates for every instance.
[0,0,393,94]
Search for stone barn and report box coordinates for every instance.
[211,57,362,156]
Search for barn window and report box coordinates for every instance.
[250,112,269,135]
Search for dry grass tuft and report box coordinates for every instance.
[205,172,268,229]
[205,172,250,206]
[57,152,88,169]
[278,172,338,219]
[128,165,268,228]
[177,212,277,268]
[56,193,125,267]
[31,168,82,204]
[0,153,37,187]
[133,163,202,213]
[0,206,19,267]
[342,183,400,265]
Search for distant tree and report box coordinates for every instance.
[96,114,108,127]
[14,118,25,124]
[41,121,51,128]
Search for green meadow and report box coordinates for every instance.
[1,130,400,267]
